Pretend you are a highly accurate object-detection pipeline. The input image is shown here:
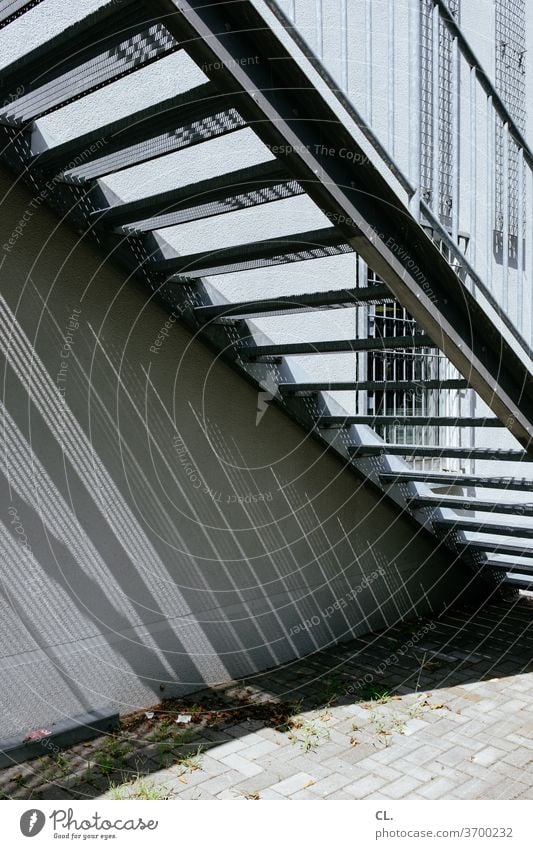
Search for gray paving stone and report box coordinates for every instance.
[307,772,352,797]
[418,776,457,799]
[218,753,264,777]
[270,772,315,796]
[378,774,423,799]
[344,774,387,798]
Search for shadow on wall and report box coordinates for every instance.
[0,165,467,737]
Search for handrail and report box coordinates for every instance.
[420,200,533,365]
[436,0,533,168]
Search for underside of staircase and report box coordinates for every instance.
[1,0,533,597]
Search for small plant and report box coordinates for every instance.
[108,782,130,800]
[109,777,170,800]
[148,719,173,743]
[57,754,73,774]
[288,719,329,753]
[159,730,193,758]
[359,684,395,704]
[176,745,203,774]
[368,711,390,737]
[240,789,260,800]
[391,715,406,735]
[130,778,170,800]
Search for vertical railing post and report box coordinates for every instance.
[431,1,440,217]
[486,96,494,291]
[451,34,460,244]
[365,0,373,124]
[388,0,395,158]
[517,148,524,334]
[409,0,421,217]
[316,0,323,59]
[340,0,348,92]
[470,65,477,271]
[502,123,510,313]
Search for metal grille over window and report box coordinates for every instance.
[495,0,526,264]
[420,0,460,227]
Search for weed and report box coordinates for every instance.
[288,719,329,753]
[176,745,203,774]
[92,752,116,776]
[109,777,170,800]
[359,684,396,704]
[239,789,260,800]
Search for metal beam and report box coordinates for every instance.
[462,541,533,556]
[410,496,533,517]
[381,472,533,491]
[242,335,433,359]
[0,0,44,27]
[280,378,467,393]
[151,227,352,278]
[158,0,533,452]
[91,160,302,231]
[195,285,391,321]
[483,561,533,575]
[324,416,502,428]
[349,445,531,460]
[435,519,533,540]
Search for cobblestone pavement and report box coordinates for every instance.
[2,595,533,801]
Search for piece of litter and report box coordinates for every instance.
[145,711,154,720]
[176,714,192,724]
[24,728,52,742]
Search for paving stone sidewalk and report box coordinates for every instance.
[2,595,533,801]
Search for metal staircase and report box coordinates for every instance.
[1,0,533,597]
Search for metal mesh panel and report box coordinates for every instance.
[495,0,526,242]
[64,109,246,182]
[420,0,459,227]
[0,22,179,123]
[123,180,303,233]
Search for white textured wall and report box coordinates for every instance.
[0,164,465,736]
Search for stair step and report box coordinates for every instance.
[91,161,302,231]
[504,573,533,592]
[483,560,533,575]
[410,496,533,517]
[151,227,352,278]
[504,575,533,590]
[323,416,502,428]
[381,471,533,490]
[195,285,392,321]
[434,518,533,539]
[280,378,468,393]
[31,83,241,181]
[349,445,531,460]
[242,334,433,359]
[0,0,44,28]
[0,0,179,124]
[466,542,533,557]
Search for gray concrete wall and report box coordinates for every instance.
[0,165,465,737]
